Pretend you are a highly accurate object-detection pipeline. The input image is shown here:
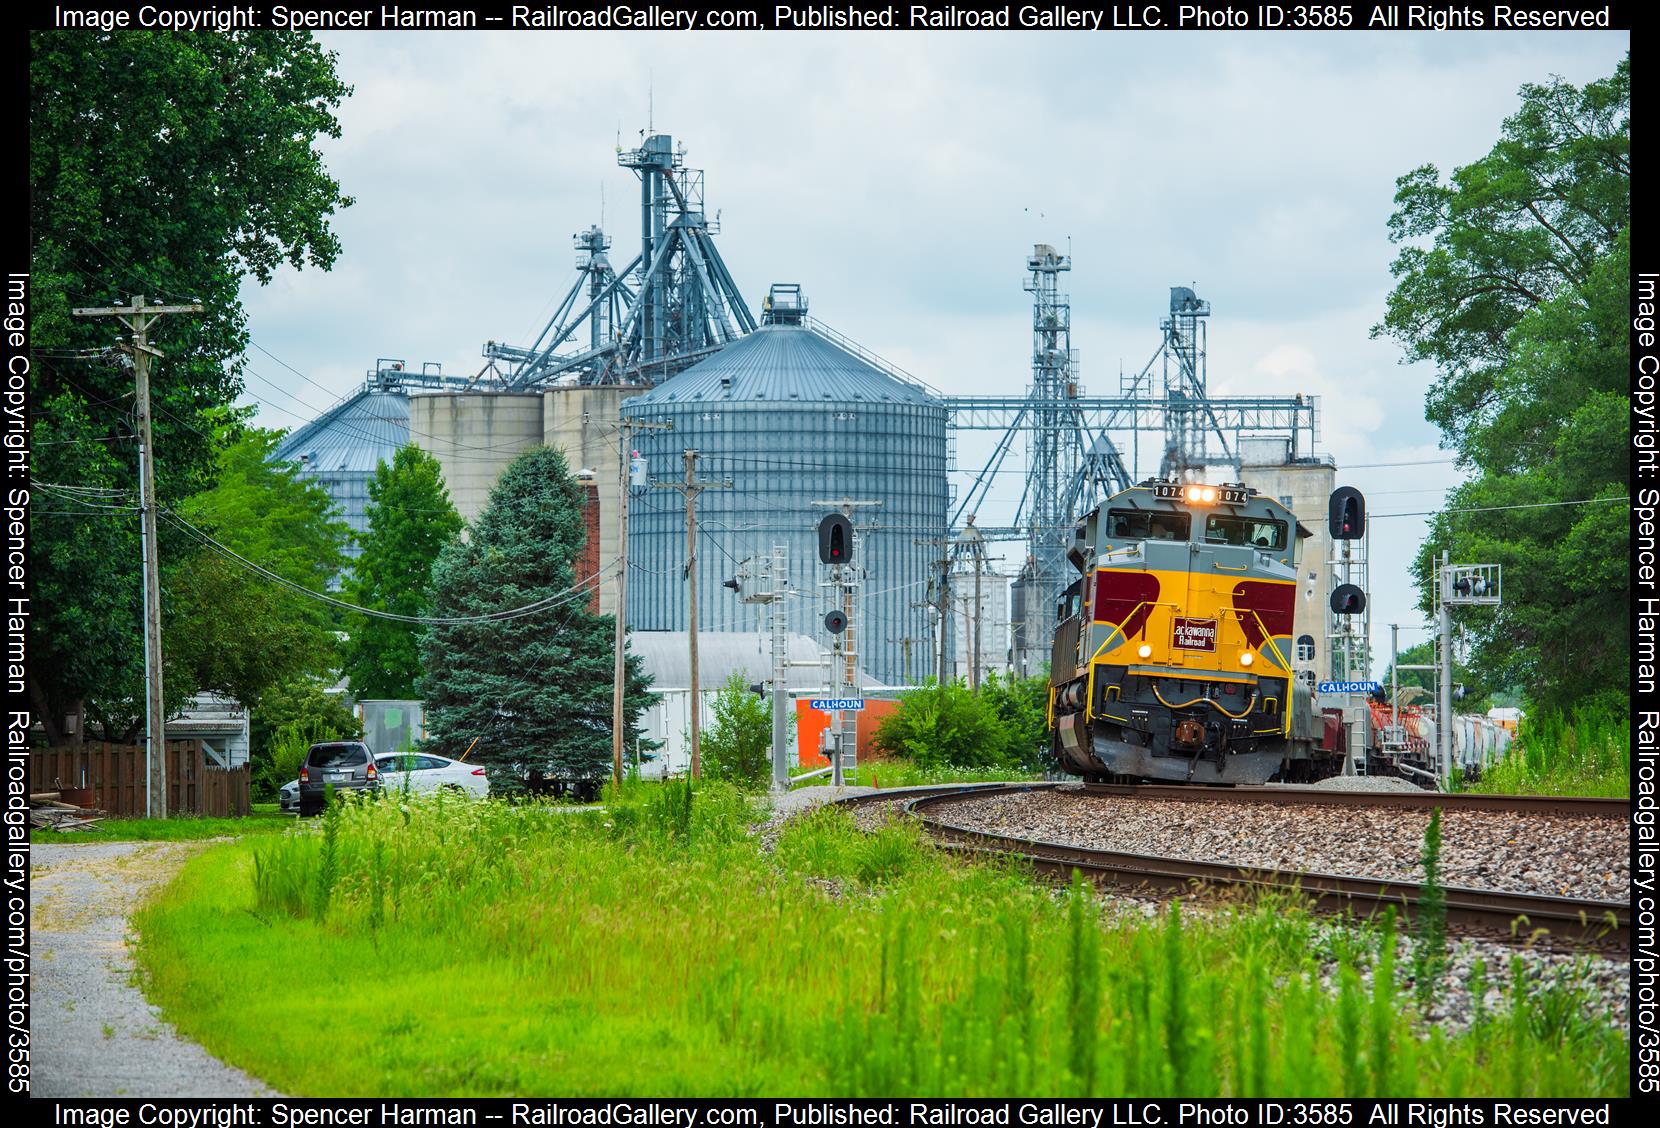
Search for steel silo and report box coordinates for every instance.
[620,290,947,686]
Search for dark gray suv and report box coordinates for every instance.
[298,741,380,816]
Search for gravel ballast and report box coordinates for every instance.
[30,841,280,1099]
[927,787,1627,901]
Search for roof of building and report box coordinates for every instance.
[624,324,937,408]
[274,385,411,475]
[631,631,879,691]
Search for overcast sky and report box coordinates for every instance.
[238,29,1629,667]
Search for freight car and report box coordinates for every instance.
[1048,479,1339,784]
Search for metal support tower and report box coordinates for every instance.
[1328,535,1371,684]
[1005,245,1100,677]
[1435,555,1502,787]
[482,134,756,389]
[733,545,793,791]
[955,276,1319,677]
[1155,287,1235,479]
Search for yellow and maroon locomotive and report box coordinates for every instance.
[1049,478,1333,784]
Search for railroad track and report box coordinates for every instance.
[1081,780,1631,819]
[833,783,1629,956]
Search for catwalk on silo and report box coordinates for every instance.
[621,287,948,687]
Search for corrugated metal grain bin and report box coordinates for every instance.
[620,294,947,686]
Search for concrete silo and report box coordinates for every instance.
[620,287,947,686]
[276,361,465,559]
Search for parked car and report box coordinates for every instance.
[375,752,491,799]
[279,779,299,815]
[298,741,380,816]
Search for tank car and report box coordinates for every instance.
[1048,479,1336,784]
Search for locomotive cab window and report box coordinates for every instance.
[1108,508,1190,542]
[1203,514,1286,550]
[1056,579,1084,622]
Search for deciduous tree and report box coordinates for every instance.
[30,31,352,740]
[344,446,463,700]
[1374,55,1629,714]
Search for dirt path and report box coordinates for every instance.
[30,841,280,1098]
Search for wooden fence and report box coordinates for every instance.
[31,740,251,818]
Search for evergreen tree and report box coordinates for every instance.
[345,446,463,700]
[417,447,654,792]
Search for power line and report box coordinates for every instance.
[163,510,610,625]
[1372,497,1627,519]
[1342,458,1459,469]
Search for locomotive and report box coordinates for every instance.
[1048,478,1337,785]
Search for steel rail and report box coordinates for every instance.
[1078,781,1630,819]
[894,784,1628,956]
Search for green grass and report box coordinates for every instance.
[30,807,293,842]
[133,784,1628,1098]
[791,759,1043,790]
[1467,704,1630,797]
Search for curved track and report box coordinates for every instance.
[1081,781,1631,819]
[836,782,1629,956]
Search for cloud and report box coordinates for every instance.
[232,28,1626,658]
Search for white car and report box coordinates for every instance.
[374,752,491,799]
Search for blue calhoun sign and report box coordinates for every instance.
[1318,681,1381,694]
[810,698,866,711]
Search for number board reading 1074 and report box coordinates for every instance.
[810,698,865,711]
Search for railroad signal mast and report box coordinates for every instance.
[1436,553,1501,787]
[814,502,877,785]
[1325,487,1370,776]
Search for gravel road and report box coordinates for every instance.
[929,787,1627,901]
[30,841,279,1098]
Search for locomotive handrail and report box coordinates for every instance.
[1084,600,1177,720]
[1151,683,1257,719]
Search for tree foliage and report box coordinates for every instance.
[700,674,773,790]
[344,446,463,700]
[1373,55,1629,715]
[158,427,350,733]
[869,679,1013,770]
[29,31,351,739]
[248,679,362,801]
[979,672,1051,771]
[418,447,654,793]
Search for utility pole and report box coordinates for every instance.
[611,418,670,788]
[1437,551,1453,788]
[960,520,985,692]
[936,547,952,682]
[73,295,202,819]
[656,450,730,779]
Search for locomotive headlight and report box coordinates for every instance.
[1239,651,1255,667]
[1138,644,1153,659]
[1202,487,1217,503]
